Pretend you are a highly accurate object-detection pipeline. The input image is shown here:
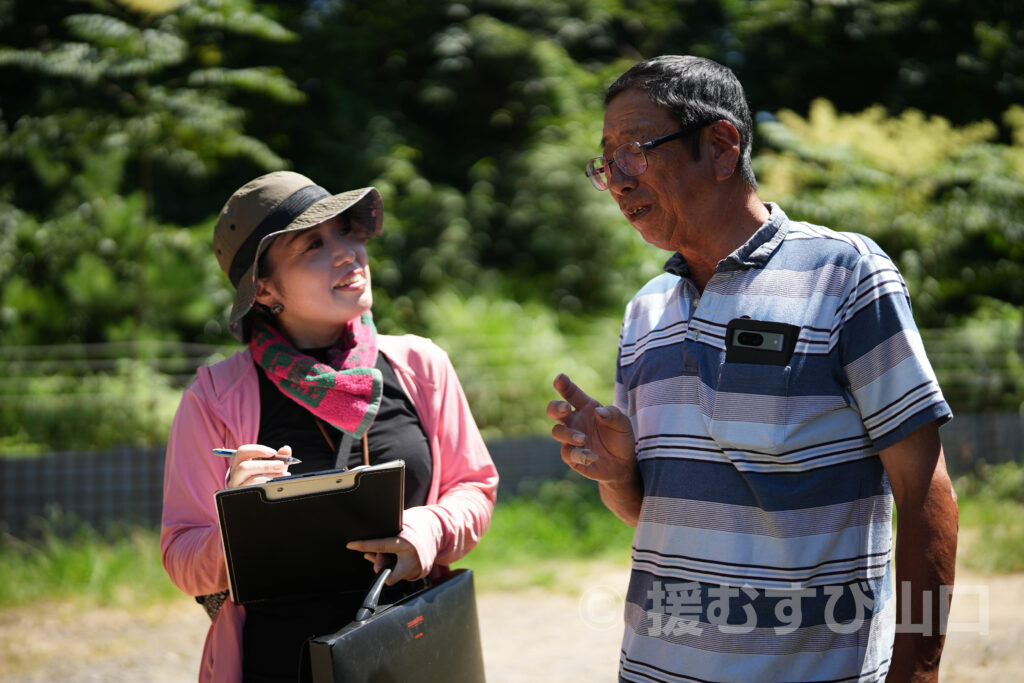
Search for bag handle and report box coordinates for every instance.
[298,562,391,681]
[354,558,395,621]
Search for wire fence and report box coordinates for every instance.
[1,329,1021,537]
[0,437,569,538]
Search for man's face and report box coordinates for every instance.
[600,88,704,252]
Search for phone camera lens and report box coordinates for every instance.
[737,332,764,346]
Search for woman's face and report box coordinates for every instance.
[254,214,373,348]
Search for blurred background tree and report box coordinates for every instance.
[0,0,303,344]
[0,0,1021,449]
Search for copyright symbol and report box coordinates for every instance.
[578,584,623,631]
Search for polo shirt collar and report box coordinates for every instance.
[663,203,789,278]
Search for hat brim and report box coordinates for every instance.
[227,186,383,341]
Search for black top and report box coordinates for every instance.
[242,351,433,682]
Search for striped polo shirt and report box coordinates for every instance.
[615,204,951,683]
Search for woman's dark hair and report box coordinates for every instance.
[255,239,277,282]
[606,55,757,188]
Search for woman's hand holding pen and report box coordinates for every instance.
[224,444,296,488]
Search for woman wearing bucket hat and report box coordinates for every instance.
[160,171,498,682]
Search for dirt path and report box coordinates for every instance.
[0,566,1020,682]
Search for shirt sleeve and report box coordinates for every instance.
[836,250,952,451]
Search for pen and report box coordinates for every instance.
[211,448,302,465]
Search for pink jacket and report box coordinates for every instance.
[160,334,498,682]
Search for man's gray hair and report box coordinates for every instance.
[606,55,757,188]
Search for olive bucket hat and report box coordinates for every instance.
[213,171,383,341]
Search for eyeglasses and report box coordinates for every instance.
[585,124,705,191]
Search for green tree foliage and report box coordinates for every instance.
[0,193,232,344]
[734,0,1024,127]
[0,0,301,344]
[594,0,1024,129]
[0,0,301,214]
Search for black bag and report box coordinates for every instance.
[307,567,486,682]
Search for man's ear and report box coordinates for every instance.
[707,120,741,182]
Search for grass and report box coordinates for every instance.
[953,461,1024,573]
[0,523,181,609]
[1,465,1021,610]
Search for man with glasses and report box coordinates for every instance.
[547,55,957,682]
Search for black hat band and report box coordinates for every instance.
[228,184,331,287]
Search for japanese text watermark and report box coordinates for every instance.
[641,581,989,637]
[575,580,990,637]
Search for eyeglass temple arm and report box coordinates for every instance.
[640,129,686,151]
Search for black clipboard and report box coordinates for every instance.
[215,460,405,606]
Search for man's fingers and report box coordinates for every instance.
[553,373,596,410]
[546,399,572,421]
[595,405,633,433]
[570,447,595,466]
[551,423,586,446]
[559,443,595,467]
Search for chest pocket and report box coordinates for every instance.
[704,361,791,452]
[702,318,800,452]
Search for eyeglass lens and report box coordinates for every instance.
[586,141,647,190]
[586,158,610,190]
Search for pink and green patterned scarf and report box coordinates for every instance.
[249,312,382,438]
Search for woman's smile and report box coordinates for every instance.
[334,269,367,290]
